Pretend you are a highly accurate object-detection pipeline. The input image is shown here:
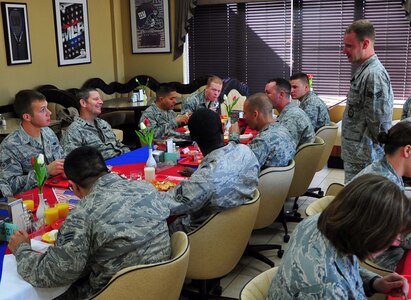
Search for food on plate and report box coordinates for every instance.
[150,180,177,191]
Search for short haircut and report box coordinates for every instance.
[156,83,177,101]
[245,93,273,117]
[266,78,291,96]
[76,87,97,105]
[289,73,309,85]
[346,19,375,42]
[207,75,223,86]
[378,121,411,155]
[64,146,109,189]
[318,174,411,261]
[14,90,46,119]
[188,108,223,148]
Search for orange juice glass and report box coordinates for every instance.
[56,203,70,219]
[44,207,59,225]
[23,200,34,211]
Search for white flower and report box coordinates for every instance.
[223,94,228,101]
[140,122,146,130]
[37,154,45,165]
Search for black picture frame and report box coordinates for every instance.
[130,0,171,54]
[1,2,32,65]
[52,0,91,66]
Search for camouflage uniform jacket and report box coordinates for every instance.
[350,156,404,190]
[166,142,259,233]
[401,96,411,120]
[300,91,330,132]
[268,214,378,299]
[350,157,405,271]
[61,116,130,160]
[277,101,315,147]
[0,125,64,196]
[229,122,296,169]
[139,103,186,139]
[14,173,172,299]
[341,55,393,165]
[181,90,220,114]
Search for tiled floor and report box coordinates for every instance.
[209,166,345,299]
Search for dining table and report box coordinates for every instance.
[0,145,192,299]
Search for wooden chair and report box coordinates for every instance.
[90,231,190,300]
[245,161,295,267]
[184,190,260,299]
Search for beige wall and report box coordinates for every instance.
[0,0,183,106]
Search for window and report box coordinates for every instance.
[188,0,411,102]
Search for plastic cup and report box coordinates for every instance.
[44,207,59,225]
[144,167,156,181]
[55,202,70,219]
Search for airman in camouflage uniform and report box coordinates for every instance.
[61,88,129,159]
[290,73,330,131]
[167,142,259,233]
[181,76,223,114]
[265,78,315,147]
[299,92,330,132]
[61,116,129,159]
[9,147,172,300]
[0,126,64,196]
[401,96,411,120]
[269,175,411,299]
[268,214,381,299]
[229,93,296,169]
[0,90,65,196]
[139,83,189,139]
[166,108,259,233]
[342,20,393,183]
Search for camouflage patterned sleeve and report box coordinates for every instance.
[165,167,214,215]
[228,131,240,144]
[364,72,393,141]
[0,145,37,196]
[181,93,201,115]
[140,108,179,139]
[14,211,91,287]
[61,125,84,156]
[359,267,380,296]
[401,97,411,120]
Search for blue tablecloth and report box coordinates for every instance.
[0,243,6,282]
[106,146,149,166]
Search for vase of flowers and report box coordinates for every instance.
[135,119,156,167]
[223,94,239,133]
[307,74,313,91]
[135,77,150,105]
[32,154,47,223]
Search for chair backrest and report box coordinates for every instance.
[186,190,261,280]
[305,195,335,216]
[287,136,325,198]
[325,182,344,196]
[239,267,278,300]
[255,160,295,229]
[220,89,247,116]
[90,231,190,300]
[315,122,338,172]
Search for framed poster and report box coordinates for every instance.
[130,0,171,54]
[1,2,32,65]
[52,0,91,66]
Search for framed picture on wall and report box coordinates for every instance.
[1,2,32,65]
[52,0,91,66]
[130,0,171,54]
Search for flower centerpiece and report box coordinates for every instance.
[222,94,239,134]
[31,154,47,221]
[135,77,150,104]
[307,74,313,91]
[135,118,156,167]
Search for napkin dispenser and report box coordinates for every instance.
[0,197,25,231]
[152,150,164,163]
